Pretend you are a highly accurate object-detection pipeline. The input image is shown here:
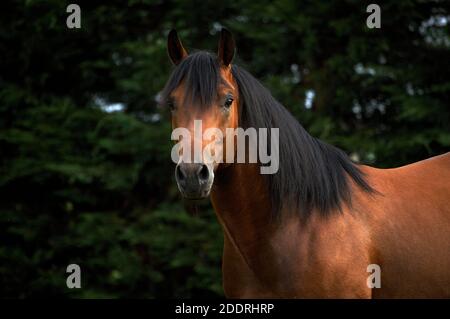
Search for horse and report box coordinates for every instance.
[161,28,450,298]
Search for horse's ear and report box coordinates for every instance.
[167,29,188,65]
[218,28,235,67]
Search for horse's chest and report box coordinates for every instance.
[221,222,372,298]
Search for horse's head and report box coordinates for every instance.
[163,29,239,200]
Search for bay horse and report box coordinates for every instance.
[162,28,450,298]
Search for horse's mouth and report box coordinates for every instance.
[180,189,211,201]
[184,196,208,201]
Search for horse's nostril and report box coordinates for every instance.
[199,164,209,181]
[176,164,185,182]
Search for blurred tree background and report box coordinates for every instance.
[0,0,449,298]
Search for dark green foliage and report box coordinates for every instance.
[0,0,449,297]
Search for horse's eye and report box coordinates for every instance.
[167,100,175,111]
[224,97,234,109]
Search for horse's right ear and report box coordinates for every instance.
[167,29,188,65]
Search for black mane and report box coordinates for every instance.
[162,51,374,217]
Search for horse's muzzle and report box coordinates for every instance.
[175,163,214,200]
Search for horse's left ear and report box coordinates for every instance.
[218,28,235,67]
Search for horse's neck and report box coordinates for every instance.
[211,164,275,251]
[210,164,296,290]
[210,164,371,297]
